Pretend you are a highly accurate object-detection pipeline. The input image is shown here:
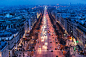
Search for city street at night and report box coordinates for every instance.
[32,6,64,57]
[0,0,86,57]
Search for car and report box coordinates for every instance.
[53,37,54,38]
[56,56,58,57]
[48,31,49,33]
[50,46,53,48]
[39,46,41,48]
[58,47,60,50]
[51,50,53,52]
[56,42,58,44]
[44,34,46,36]
[49,38,51,40]
[79,52,84,55]
[50,41,52,43]
[38,41,39,43]
[84,50,86,55]
[84,52,86,55]
[55,48,58,50]
[53,40,54,42]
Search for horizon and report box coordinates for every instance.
[0,0,86,6]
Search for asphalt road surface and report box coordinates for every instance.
[33,6,65,57]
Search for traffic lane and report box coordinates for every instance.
[40,18,48,56]
[49,31,64,56]
[50,31,65,57]
[31,8,46,57]
[47,14,65,57]
[34,15,48,57]
[25,16,44,56]
[44,12,57,57]
[47,14,58,50]
[34,8,64,57]
[47,17,58,57]
[34,27,44,56]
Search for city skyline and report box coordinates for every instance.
[0,3,86,57]
[0,0,86,6]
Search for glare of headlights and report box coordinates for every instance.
[45,42,48,46]
[37,48,41,54]
[42,45,47,49]
[41,39,44,42]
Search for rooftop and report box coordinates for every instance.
[6,28,18,34]
[0,31,12,37]
[0,41,8,51]
[77,25,86,34]
[0,28,18,41]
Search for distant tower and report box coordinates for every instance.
[69,2,71,6]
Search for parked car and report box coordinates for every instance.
[55,48,58,50]
[51,50,53,52]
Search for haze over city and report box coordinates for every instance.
[0,0,86,6]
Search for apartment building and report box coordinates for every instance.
[0,29,19,57]
[0,41,8,57]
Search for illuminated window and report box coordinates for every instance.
[0,52,1,57]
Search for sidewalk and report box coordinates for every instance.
[66,39,85,57]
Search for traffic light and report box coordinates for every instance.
[74,47,76,51]
[76,41,79,43]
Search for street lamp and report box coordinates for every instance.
[64,34,66,36]
[15,48,17,51]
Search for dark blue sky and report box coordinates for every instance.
[0,0,86,6]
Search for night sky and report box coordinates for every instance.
[0,0,86,6]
